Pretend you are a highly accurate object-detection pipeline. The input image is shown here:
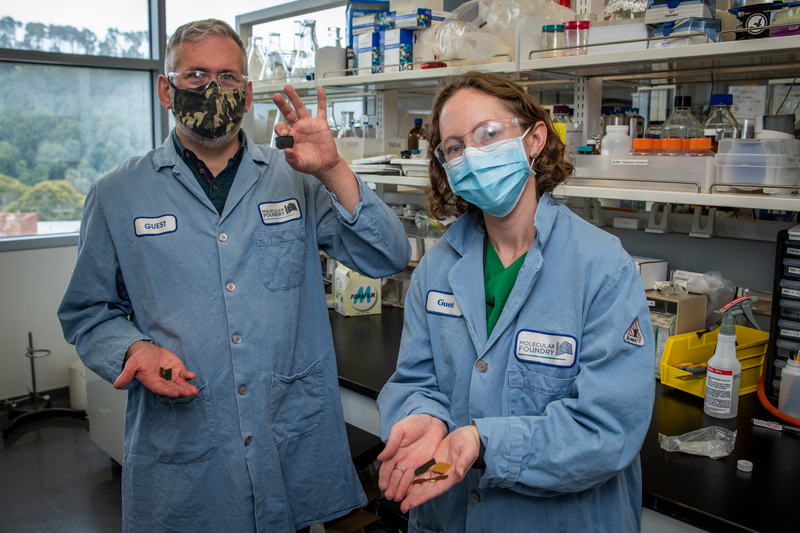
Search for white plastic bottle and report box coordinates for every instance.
[601,125,632,157]
[778,357,800,419]
[704,315,741,419]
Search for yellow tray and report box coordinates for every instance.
[660,325,769,398]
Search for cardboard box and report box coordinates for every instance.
[356,32,381,75]
[390,0,443,10]
[412,28,441,63]
[352,13,379,38]
[646,290,708,334]
[631,256,668,290]
[334,263,382,316]
[391,8,432,29]
[430,10,451,27]
[380,29,413,72]
[644,0,715,24]
[346,2,389,47]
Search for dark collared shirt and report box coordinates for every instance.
[173,130,246,215]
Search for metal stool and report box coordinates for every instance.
[2,333,87,439]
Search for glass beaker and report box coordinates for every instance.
[246,36,266,81]
[264,33,288,82]
[291,19,319,82]
[338,111,356,138]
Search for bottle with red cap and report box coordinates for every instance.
[564,20,591,56]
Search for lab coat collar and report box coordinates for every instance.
[443,193,560,357]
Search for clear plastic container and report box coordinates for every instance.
[715,138,800,194]
[662,96,702,139]
[564,20,590,56]
[701,94,741,153]
[541,24,565,58]
[658,138,685,156]
[630,138,654,156]
[552,105,572,123]
[601,125,632,157]
[778,357,800,419]
[645,122,663,139]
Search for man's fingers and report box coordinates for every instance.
[284,85,309,118]
[377,429,403,462]
[316,87,327,121]
[274,123,291,137]
[113,365,135,389]
[271,92,297,122]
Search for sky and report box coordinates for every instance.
[4,0,345,55]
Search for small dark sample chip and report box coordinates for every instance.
[276,136,294,149]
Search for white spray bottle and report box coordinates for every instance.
[703,296,760,419]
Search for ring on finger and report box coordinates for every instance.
[290,117,300,125]
[394,465,406,473]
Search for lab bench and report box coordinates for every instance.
[330,308,800,533]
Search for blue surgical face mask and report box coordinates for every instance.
[443,127,535,218]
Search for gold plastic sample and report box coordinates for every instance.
[431,462,451,474]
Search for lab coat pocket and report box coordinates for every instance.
[147,384,220,464]
[508,369,576,417]
[270,359,324,441]
[255,228,307,290]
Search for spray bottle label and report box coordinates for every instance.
[704,366,740,415]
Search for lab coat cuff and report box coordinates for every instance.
[329,173,367,224]
[404,405,455,435]
[474,417,524,489]
[113,335,152,390]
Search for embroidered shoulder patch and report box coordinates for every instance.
[624,317,645,347]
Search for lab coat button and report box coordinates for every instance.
[218,233,228,242]
[476,360,488,373]
[238,385,248,396]
[244,436,252,446]
[226,283,235,292]
[470,491,481,503]
[232,334,242,344]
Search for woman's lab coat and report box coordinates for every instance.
[58,132,410,532]
[378,193,655,533]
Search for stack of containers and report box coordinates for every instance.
[352,0,452,75]
[645,0,720,48]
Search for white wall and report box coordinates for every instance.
[0,245,80,400]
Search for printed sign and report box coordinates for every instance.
[426,291,462,318]
[515,330,577,367]
[134,215,177,237]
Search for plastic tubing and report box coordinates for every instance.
[757,372,800,427]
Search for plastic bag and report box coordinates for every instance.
[650,311,676,377]
[658,426,737,459]
[435,0,574,61]
[684,271,736,329]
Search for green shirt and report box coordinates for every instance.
[485,240,527,338]
[172,130,246,215]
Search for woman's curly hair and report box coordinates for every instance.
[424,71,574,220]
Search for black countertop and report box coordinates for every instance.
[330,309,800,532]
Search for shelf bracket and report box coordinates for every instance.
[646,203,673,234]
[689,207,717,239]
[586,198,605,227]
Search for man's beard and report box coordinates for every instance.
[175,115,244,150]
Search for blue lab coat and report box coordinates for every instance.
[58,132,410,532]
[378,193,655,533]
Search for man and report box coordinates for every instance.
[58,19,410,532]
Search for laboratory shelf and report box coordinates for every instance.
[557,183,800,210]
[518,35,800,84]
[358,174,428,188]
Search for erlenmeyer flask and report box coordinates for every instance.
[286,21,302,76]
[327,105,338,135]
[265,33,288,82]
[246,36,266,81]
[338,111,356,138]
[291,19,319,82]
[327,27,343,48]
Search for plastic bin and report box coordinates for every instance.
[571,153,715,192]
[715,138,800,195]
[783,257,800,279]
[778,318,800,341]
[660,325,768,398]
[780,278,800,300]
[780,298,800,320]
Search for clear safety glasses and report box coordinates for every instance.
[435,118,532,165]
[167,70,249,92]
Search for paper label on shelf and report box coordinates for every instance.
[790,267,800,275]
[783,288,800,298]
[611,159,648,166]
[788,247,800,255]
[781,329,800,338]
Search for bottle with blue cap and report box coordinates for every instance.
[703,296,760,419]
[701,94,741,153]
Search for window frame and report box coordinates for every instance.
[0,0,169,251]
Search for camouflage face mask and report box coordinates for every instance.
[170,81,247,139]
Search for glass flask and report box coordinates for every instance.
[327,105,338,135]
[338,111,356,138]
[263,33,289,82]
[661,96,702,139]
[287,21,302,75]
[291,19,319,82]
[328,27,343,48]
[246,36,266,81]
[701,94,741,153]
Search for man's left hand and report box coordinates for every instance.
[399,424,482,514]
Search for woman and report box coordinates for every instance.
[376,71,655,532]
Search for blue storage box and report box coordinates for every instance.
[346,1,389,47]
[649,17,721,47]
[645,0,715,23]
[380,29,414,72]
